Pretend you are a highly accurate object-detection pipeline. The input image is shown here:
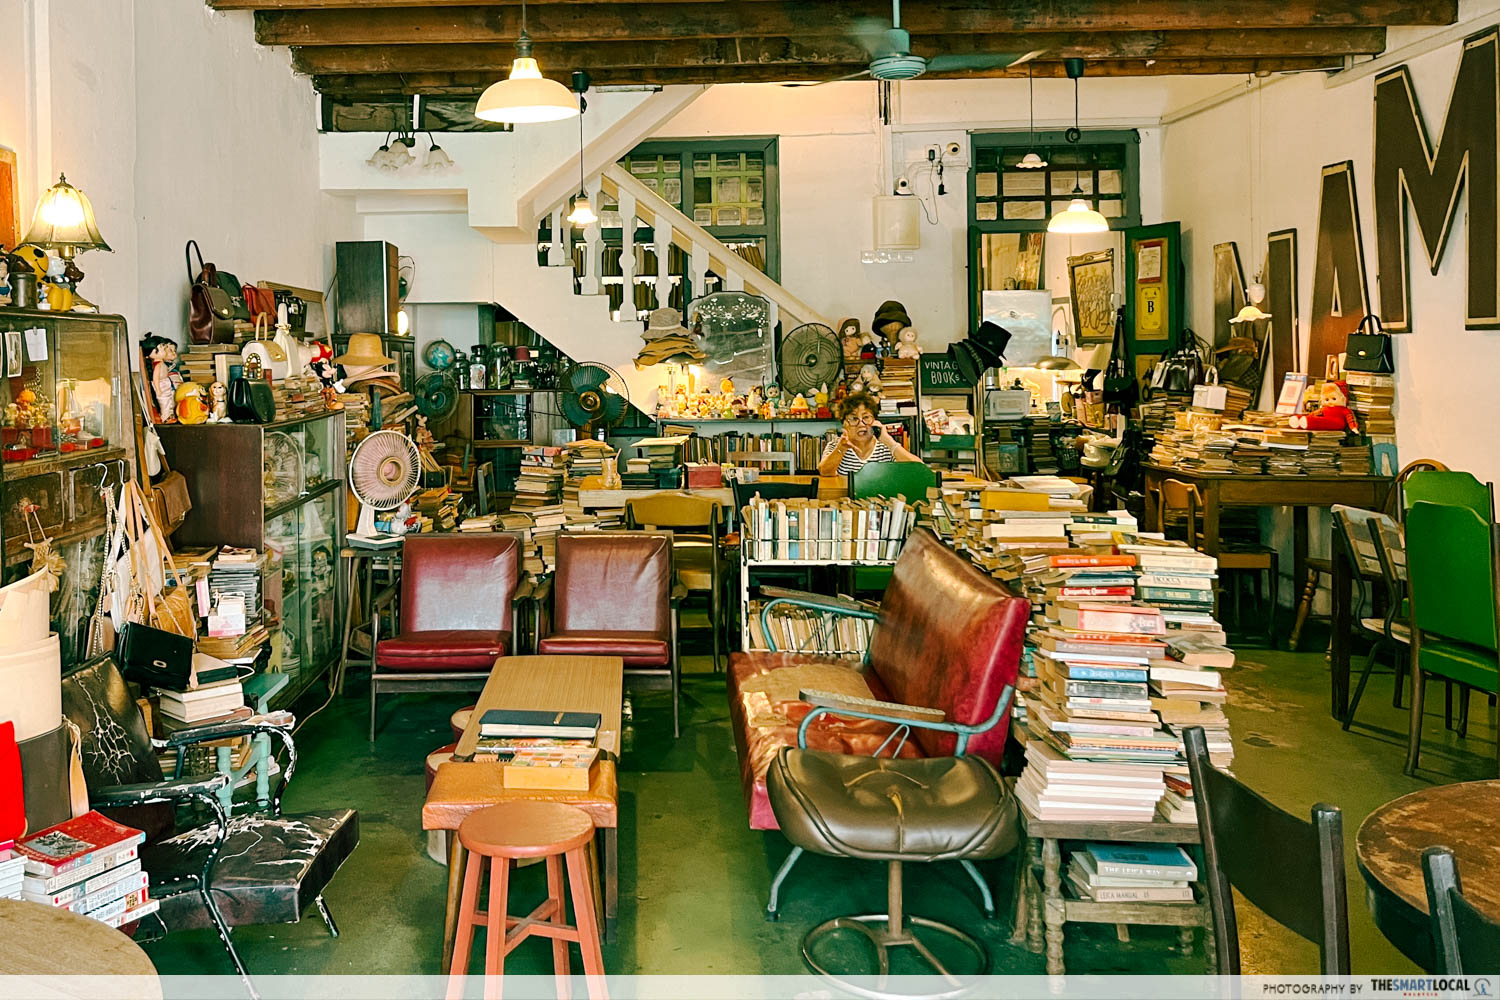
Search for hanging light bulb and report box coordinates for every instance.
[565,71,597,227]
[1048,60,1108,235]
[1018,64,1047,169]
[474,0,579,124]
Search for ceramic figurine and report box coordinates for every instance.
[895,326,921,360]
[174,382,209,425]
[763,383,782,417]
[746,385,763,416]
[1288,379,1360,432]
[787,393,810,418]
[814,384,832,419]
[141,334,182,424]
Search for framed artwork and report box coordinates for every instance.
[1124,222,1181,351]
[1067,249,1116,344]
[0,146,19,252]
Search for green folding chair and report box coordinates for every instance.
[1402,501,1500,776]
[848,463,936,592]
[1401,470,1494,523]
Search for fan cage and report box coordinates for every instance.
[349,431,421,510]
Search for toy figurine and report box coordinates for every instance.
[787,392,810,418]
[746,385,763,416]
[763,383,782,417]
[174,382,209,425]
[814,384,832,419]
[859,331,879,361]
[895,326,921,360]
[141,334,182,424]
[1288,379,1360,433]
[205,381,228,422]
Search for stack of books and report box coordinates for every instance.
[740,496,918,562]
[1152,632,1235,774]
[1345,372,1395,435]
[880,357,917,404]
[513,446,567,511]
[209,548,262,628]
[1015,740,1169,822]
[1066,843,1198,902]
[16,812,157,928]
[0,846,24,899]
[177,344,240,386]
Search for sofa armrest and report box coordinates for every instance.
[795,683,1015,757]
[758,587,879,653]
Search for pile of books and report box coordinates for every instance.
[176,344,240,386]
[1067,843,1198,902]
[270,376,329,420]
[561,440,617,517]
[153,652,250,732]
[879,357,917,404]
[1339,443,1373,476]
[413,486,460,532]
[1345,372,1395,435]
[471,710,602,791]
[513,446,567,511]
[0,846,24,899]
[740,496,918,562]
[16,811,157,928]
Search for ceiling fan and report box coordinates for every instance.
[788,0,1043,86]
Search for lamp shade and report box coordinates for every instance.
[1047,197,1109,234]
[23,174,110,253]
[1017,151,1048,169]
[475,55,579,124]
[566,192,598,227]
[1229,303,1271,324]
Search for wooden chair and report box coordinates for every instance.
[626,492,726,671]
[1184,726,1351,975]
[1422,846,1500,975]
[1342,509,1412,730]
[1149,477,1278,645]
[1291,458,1448,651]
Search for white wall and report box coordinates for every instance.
[0,0,356,357]
[1161,1,1500,481]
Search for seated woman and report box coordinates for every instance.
[817,390,923,476]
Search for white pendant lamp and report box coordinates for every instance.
[565,72,598,227]
[475,0,578,124]
[1018,64,1047,169]
[1048,60,1108,235]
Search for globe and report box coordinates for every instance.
[422,338,457,370]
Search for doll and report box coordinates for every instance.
[859,331,879,361]
[838,318,863,365]
[814,384,832,419]
[858,363,883,394]
[746,385,763,417]
[1288,379,1359,433]
[787,393,810,418]
[762,383,782,418]
[141,334,182,424]
[895,326,921,360]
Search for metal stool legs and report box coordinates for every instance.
[801,860,988,1000]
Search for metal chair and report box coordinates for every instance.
[1185,726,1350,975]
[626,492,726,671]
[1422,846,1500,974]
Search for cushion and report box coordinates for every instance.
[376,630,510,672]
[1419,639,1500,692]
[767,748,1018,862]
[147,809,359,931]
[538,631,670,667]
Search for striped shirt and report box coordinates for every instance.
[822,438,895,475]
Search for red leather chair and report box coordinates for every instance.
[537,531,682,735]
[370,534,522,740]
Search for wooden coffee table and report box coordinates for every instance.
[0,898,160,992]
[424,654,624,961]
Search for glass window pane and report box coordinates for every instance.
[715,153,742,170]
[693,155,712,172]
[601,210,622,229]
[975,172,999,198]
[745,206,765,225]
[1099,198,1125,218]
[641,177,659,192]
[661,177,682,205]
[975,201,998,221]
[717,176,741,202]
[746,177,764,203]
[717,207,743,226]
[746,154,764,171]
[1003,172,1045,196]
[1052,173,1091,195]
[693,176,712,203]
[693,206,713,224]
[629,157,657,176]
[1098,169,1123,194]
[663,158,681,175]
[1003,200,1045,220]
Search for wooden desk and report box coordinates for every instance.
[1011,798,1213,975]
[426,655,624,957]
[1356,780,1500,971]
[0,898,160,991]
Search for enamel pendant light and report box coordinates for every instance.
[475,0,579,124]
[565,73,597,227]
[1048,60,1108,235]
[1017,65,1047,169]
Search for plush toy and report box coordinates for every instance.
[787,393,810,418]
[858,363,883,394]
[814,384,831,419]
[1288,379,1359,433]
[895,326,921,360]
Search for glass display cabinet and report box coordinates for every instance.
[159,410,345,706]
[0,310,135,665]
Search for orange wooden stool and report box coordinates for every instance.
[450,704,477,743]
[447,800,606,1000]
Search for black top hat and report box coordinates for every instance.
[947,321,1012,385]
[872,300,912,331]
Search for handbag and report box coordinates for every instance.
[215,270,250,322]
[186,240,234,345]
[245,285,278,326]
[114,620,193,690]
[1345,314,1394,374]
[149,459,192,537]
[1102,306,1137,408]
[1152,328,1205,394]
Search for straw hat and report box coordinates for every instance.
[334,333,395,367]
[643,307,689,342]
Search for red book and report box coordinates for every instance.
[1049,554,1137,568]
[16,811,145,879]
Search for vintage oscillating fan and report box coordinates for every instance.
[414,371,460,421]
[347,430,421,538]
[779,323,843,396]
[559,362,630,438]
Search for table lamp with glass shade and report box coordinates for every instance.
[21,173,112,289]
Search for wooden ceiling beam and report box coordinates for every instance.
[313,57,1344,95]
[258,2,1454,47]
[291,28,1385,75]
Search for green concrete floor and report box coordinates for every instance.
[140,638,1496,977]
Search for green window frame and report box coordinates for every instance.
[967,129,1141,329]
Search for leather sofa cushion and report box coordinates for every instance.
[401,534,519,633]
[767,747,1018,862]
[866,528,1029,763]
[376,630,510,671]
[538,632,670,667]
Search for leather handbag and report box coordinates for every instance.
[216,270,250,322]
[1102,306,1137,408]
[187,240,234,345]
[1345,314,1394,374]
[245,285,278,326]
[149,464,192,537]
[114,620,193,690]
[1152,328,1205,394]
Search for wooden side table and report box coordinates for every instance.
[1010,800,1215,975]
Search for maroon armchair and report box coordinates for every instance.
[370,534,523,739]
[537,531,682,735]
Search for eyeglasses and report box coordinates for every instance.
[843,414,876,426]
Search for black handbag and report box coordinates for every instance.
[1102,306,1137,408]
[114,621,194,690]
[1152,328,1204,394]
[1345,314,1394,374]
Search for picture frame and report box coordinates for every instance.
[0,146,19,253]
[1067,249,1116,344]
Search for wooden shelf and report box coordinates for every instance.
[463,389,542,396]
[472,439,531,448]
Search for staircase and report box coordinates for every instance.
[502,162,831,418]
